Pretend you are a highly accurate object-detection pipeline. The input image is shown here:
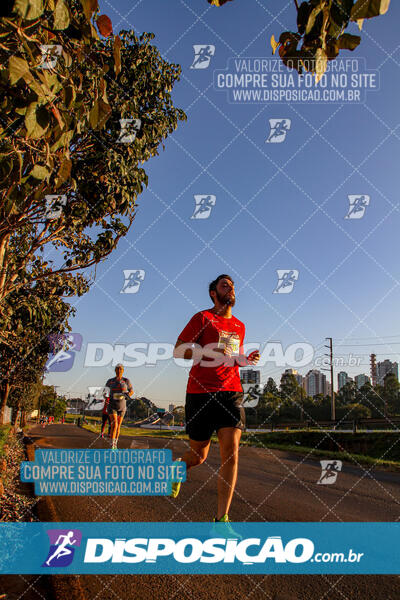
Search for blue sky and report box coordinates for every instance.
[45,0,400,407]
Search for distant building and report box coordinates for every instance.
[305,370,327,398]
[67,398,86,412]
[355,374,370,389]
[377,360,399,386]
[284,368,304,387]
[240,369,260,384]
[168,404,175,413]
[337,371,349,390]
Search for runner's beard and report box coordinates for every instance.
[216,290,236,306]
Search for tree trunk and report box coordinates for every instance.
[20,410,26,428]
[0,381,10,425]
[12,401,21,432]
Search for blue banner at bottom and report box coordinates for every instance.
[0,522,398,574]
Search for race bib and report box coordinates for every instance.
[217,331,240,355]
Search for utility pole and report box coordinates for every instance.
[325,337,335,421]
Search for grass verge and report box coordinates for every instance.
[240,439,400,471]
[0,424,11,456]
[82,422,400,470]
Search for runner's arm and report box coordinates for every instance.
[126,379,134,397]
[173,338,229,361]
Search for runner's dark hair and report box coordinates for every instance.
[209,274,234,301]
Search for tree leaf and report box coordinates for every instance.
[89,100,99,129]
[305,3,323,35]
[207,0,233,5]
[53,0,70,30]
[113,35,122,76]
[315,47,327,83]
[63,85,76,109]
[338,33,361,50]
[96,14,113,37]
[79,0,98,20]
[51,105,64,130]
[8,56,30,85]
[56,158,72,186]
[24,103,49,139]
[97,99,112,129]
[351,0,390,19]
[270,34,279,55]
[29,164,51,180]
[13,0,44,19]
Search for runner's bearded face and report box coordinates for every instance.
[215,281,235,306]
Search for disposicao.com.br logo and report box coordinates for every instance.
[82,535,363,566]
[3,522,392,575]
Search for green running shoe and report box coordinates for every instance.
[170,458,183,498]
[211,514,243,540]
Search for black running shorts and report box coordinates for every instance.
[107,399,126,417]
[185,391,245,441]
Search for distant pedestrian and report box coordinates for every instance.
[105,364,133,450]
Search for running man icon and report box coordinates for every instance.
[345,195,370,219]
[273,270,299,294]
[317,460,342,485]
[43,529,82,567]
[191,45,215,69]
[266,119,291,143]
[46,531,77,566]
[120,269,145,294]
[191,195,216,219]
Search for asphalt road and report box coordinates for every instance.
[8,424,400,600]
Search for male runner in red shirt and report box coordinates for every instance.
[172,274,260,531]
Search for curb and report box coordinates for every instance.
[25,442,88,600]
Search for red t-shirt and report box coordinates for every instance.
[178,310,246,393]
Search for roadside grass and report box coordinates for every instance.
[0,424,11,456]
[83,421,194,440]
[81,422,400,470]
[240,439,400,471]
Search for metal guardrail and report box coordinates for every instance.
[253,417,400,432]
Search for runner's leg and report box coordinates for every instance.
[100,413,107,436]
[216,426,241,520]
[115,414,124,441]
[181,438,211,471]
[109,413,118,440]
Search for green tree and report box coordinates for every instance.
[39,384,67,418]
[280,372,301,401]
[336,402,371,421]
[0,271,74,423]
[263,377,278,395]
[335,380,357,405]
[173,406,185,424]
[131,397,149,420]
[309,393,331,420]
[357,382,384,418]
[382,373,400,416]
[0,1,185,306]
[208,0,391,79]
[7,377,42,427]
